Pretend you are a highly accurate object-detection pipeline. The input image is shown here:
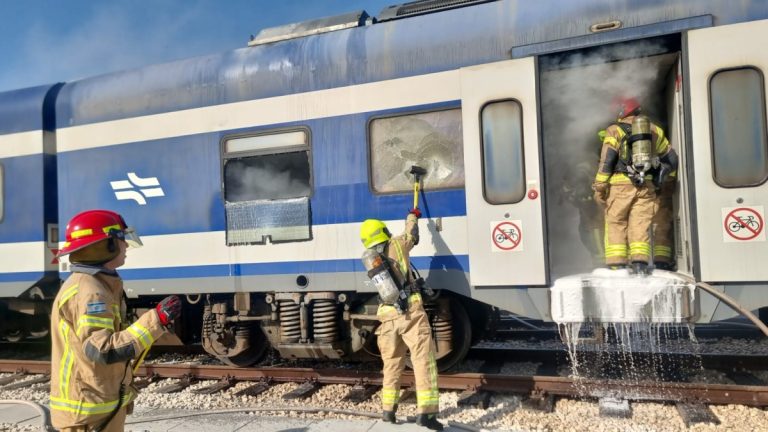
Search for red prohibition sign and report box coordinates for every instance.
[724,207,763,241]
[492,222,522,250]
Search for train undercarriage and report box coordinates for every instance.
[200,291,483,371]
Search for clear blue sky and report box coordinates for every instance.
[0,1,397,93]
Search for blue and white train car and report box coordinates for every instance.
[2,0,768,368]
[0,84,61,341]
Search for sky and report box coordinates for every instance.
[0,0,397,93]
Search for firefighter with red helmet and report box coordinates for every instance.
[359,210,443,431]
[592,97,678,274]
[50,209,181,432]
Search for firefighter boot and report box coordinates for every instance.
[382,404,397,424]
[416,413,444,431]
[631,261,649,276]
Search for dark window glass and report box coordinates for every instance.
[224,152,311,202]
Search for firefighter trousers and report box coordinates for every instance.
[376,306,439,414]
[604,182,658,266]
[57,406,127,432]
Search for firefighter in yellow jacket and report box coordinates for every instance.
[50,209,181,432]
[592,97,678,275]
[360,210,443,431]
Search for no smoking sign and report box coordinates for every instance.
[722,206,765,243]
[490,220,523,252]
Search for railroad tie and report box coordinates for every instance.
[343,383,379,403]
[283,380,320,400]
[676,403,720,427]
[234,379,272,397]
[522,391,554,413]
[0,372,26,386]
[192,376,236,395]
[457,388,492,409]
[153,375,196,394]
[598,397,632,418]
[2,374,50,390]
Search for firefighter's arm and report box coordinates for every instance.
[592,128,619,205]
[402,213,419,251]
[73,291,166,364]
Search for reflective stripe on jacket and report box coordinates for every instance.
[50,269,167,428]
[377,213,419,322]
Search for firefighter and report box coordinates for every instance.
[50,209,181,432]
[359,210,443,431]
[592,97,677,275]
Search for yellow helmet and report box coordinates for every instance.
[360,219,390,248]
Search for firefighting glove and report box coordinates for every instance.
[156,295,181,326]
[409,208,422,218]
[592,181,609,207]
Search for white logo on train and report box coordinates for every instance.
[110,173,165,205]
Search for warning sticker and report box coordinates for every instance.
[490,220,523,252]
[722,206,765,242]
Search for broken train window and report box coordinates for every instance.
[369,107,464,194]
[222,128,312,245]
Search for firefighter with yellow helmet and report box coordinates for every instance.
[359,210,443,431]
[592,97,678,275]
[50,209,181,432]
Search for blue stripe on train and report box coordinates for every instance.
[0,271,47,283]
[57,106,466,239]
[93,255,469,281]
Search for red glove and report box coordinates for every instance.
[156,295,181,326]
[409,208,422,218]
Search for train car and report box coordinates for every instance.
[0,83,61,341]
[2,0,768,369]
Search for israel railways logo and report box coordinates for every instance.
[110,172,165,205]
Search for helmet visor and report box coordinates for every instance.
[122,227,143,249]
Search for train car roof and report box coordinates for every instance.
[0,84,61,135]
[55,0,768,129]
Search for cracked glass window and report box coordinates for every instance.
[222,129,312,245]
[370,108,464,193]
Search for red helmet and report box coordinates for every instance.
[610,96,641,119]
[57,209,142,257]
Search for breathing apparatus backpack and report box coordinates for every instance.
[361,248,409,313]
[601,115,660,187]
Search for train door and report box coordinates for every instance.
[460,57,547,286]
[687,20,768,281]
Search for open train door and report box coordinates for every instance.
[688,19,768,282]
[461,57,546,286]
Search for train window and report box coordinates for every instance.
[480,100,525,204]
[710,67,768,187]
[369,108,464,193]
[222,129,312,245]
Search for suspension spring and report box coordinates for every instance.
[425,303,453,342]
[312,299,338,343]
[279,300,301,343]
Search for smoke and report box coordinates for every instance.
[540,41,678,277]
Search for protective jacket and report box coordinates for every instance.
[50,265,167,430]
[376,213,421,322]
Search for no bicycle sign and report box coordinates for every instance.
[490,220,523,252]
[722,206,765,242]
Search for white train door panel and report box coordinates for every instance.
[461,57,546,286]
[688,19,768,281]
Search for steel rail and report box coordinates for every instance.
[1,360,767,407]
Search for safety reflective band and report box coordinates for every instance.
[112,304,122,324]
[58,320,74,400]
[133,349,150,373]
[381,388,400,405]
[417,352,439,408]
[409,293,422,304]
[595,173,610,182]
[605,245,628,258]
[629,242,651,256]
[102,224,121,234]
[654,245,673,257]
[50,390,135,415]
[127,322,155,350]
[69,228,94,239]
[58,284,79,309]
[76,315,115,336]
[392,241,408,277]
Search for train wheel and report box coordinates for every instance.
[218,325,270,367]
